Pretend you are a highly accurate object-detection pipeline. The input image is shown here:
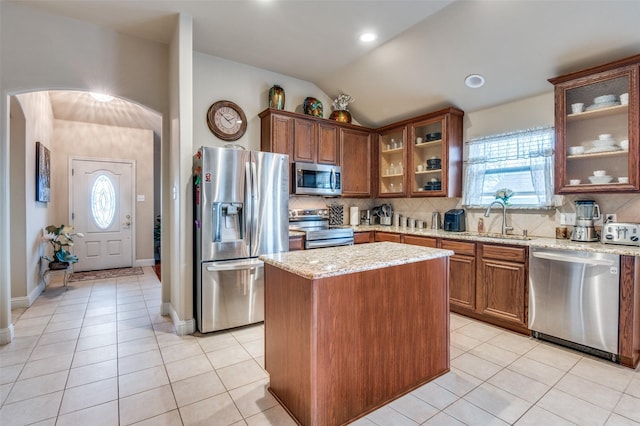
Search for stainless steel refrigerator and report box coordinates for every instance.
[194,146,289,333]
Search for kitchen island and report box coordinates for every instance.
[260,242,453,426]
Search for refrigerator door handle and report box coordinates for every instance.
[249,159,259,254]
[206,259,264,272]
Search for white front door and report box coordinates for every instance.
[71,159,134,272]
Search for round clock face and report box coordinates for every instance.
[207,101,247,141]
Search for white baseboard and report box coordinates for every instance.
[11,282,44,310]
[135,258,155,267]
[162,302,195,336]
[0,324,15,345]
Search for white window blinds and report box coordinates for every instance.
[463,127,555,208]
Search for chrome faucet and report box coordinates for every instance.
[484,199,513,235]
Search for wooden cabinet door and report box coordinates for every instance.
[477,257,527,328]
[441,240,476,312]
[354,231,373,244]
[374,232,401,242]
[340,128,372,197]
[293,118,316,163]
[263,114,294,157]
[317,123,339,165]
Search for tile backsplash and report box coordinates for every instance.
[290,194,640,239]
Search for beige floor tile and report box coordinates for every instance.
[60,377,118,414]
[389,393,439,423]
[67,359,117,388]
[44,318,81,333]
[118,336,159,358]
[197,332,239,353]
[30,340,77,361]
[131,409,183,425]
[464,382,532,424]
[450,331,484,352]
[469,342,520,367]
[76,331,118,351]
[614,394,640,423]
[556,372,623,411]
[72,344,118,368]
[119,384,177,424]
[216,359,269,391]
[0,348,32,367]
[627,376,640,398]
[82,313,117,327]
[537,388,610,425]
[231,326,264,344]
[5,370,67,404]
[514,406,576,425]
[228,377,279,418]
[488,368,550,404]
[0,390,63,426]
[0,363,23,385]
[433,368,482,397]
[166,353,214,383]
[119,365,169,397]
[0,336,38,353]
[0,382,11,405]
[450,314,473,330]
[117,325,155,343]
[362,406,418,426]
[207,344,253,369]
[172,370,226,407]
[80,322,117,338]
[242,339,265,359]
[350,417,379,426]
[55,400,119,426]
[118,349,164,375]
[411,381,459,410]
[421,411,467,425]
[487,333,539,356]
[450,345,464,360]
[14,316,50,329]
[156,330,196,348]
[508,356,565,387]
[605,413,640,426]
[451,352,502,381]
[19,353,73,380]
[18,304,57,319]
[118,315,152,330]
[570,357,634,392]
[456,322,503,342]
[179,392,243,425]
[444,398,509,425]
[51,310,85,324]
[116,307,149,321]
[524,344,582,372]
[160,340,204,363]
[255,355,265,369]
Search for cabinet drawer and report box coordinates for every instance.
[375,232,401,243]
[289,236,305,251]
[441,240,475,256]
[354,231,373,244]
[481,244,526,263]
[403,235,438,248]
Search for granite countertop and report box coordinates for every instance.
[260,242,454,280]
[347,225,640,257]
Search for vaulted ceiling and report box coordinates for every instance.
[13,0,640,128]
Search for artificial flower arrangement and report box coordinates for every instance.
[332,93,354,111]
[495,188,514,205]
[42,224,84,264]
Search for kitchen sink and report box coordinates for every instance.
[458,232,532,241]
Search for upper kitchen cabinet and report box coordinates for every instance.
[259,109,339,166]
[549,54,640,193]
[378,125,407,198]
[340,127,373,197]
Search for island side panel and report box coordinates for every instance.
[264,264,314,424]
[315,257,450,425]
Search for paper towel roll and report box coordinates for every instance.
[350,206,359,225]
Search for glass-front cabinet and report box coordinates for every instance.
[378,126,407,197]
[550,55,639,193]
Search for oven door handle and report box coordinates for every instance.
[532,251,616,266]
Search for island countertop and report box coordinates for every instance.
[259,241,453,280]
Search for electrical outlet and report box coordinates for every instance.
[604,213,617,223]
[560,213,576,225]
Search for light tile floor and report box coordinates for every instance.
[1,267,639,425]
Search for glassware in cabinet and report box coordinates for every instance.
[378,127,407,197]
[410,119,445,195]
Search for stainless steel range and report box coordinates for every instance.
[289,209,354,249]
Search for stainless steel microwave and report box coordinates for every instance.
[293,162,342,196]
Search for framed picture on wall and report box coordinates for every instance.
[36,141,51,202]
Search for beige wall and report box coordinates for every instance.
[53,120,155,263]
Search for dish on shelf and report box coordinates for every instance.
[592,138,616,147]
[568,146,584,155]
[585,101,621,111]
[594,94,616,104]
[588,175,613,184]
[584,146,622,154]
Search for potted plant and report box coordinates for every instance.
[42,224,84,270]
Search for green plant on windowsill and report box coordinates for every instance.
[42,224,84,269]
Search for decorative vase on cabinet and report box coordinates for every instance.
[269,85,285,110]
[303,97,323,117]
[549,54,639,194]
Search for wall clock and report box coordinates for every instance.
[206,100,247,141]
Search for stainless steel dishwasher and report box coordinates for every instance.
[529,247,620,361]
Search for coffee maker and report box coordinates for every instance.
[571,200,600,242]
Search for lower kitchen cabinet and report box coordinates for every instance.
[354,231,373,244]
[374,231,402,242]
[289,235,304,251]
[441,240,477,312]
[402,234,438,248]
[477,244,528,331]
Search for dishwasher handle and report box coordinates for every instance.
[532,251,616,267]
[206,259,264,272]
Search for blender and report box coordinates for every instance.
[571,200,600,242]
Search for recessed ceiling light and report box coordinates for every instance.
[359,32,377,43]
[90,92,114,102]
[465,74,485,89]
